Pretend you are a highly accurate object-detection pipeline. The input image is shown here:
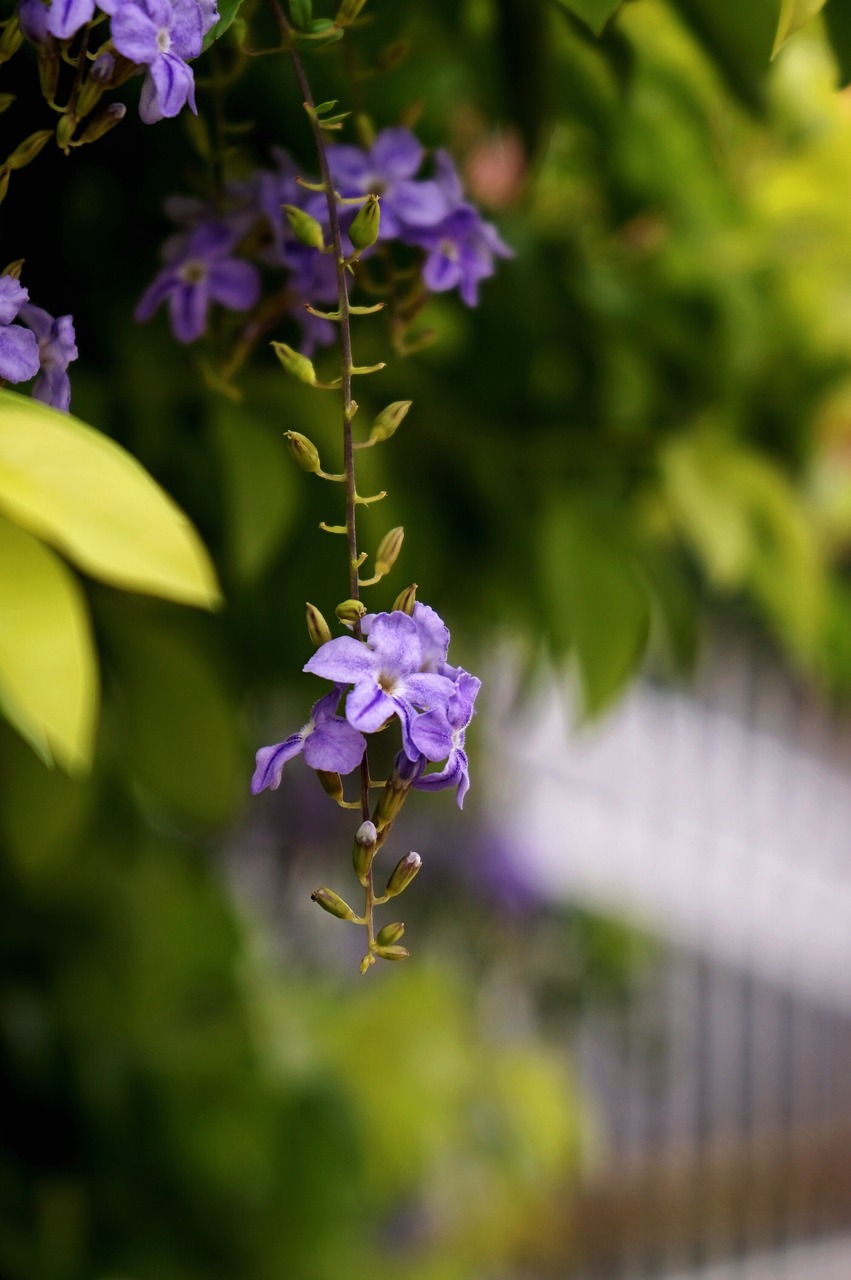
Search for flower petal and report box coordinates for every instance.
[0,324,40,384]
[208,259,261,312]
[304,635,377,684]
[346,679,396,734]
[366,611,422,676]
[371,128,423,180]
[251,732,304,793]
[303,717,366,774]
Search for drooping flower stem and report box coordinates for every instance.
[270,0,378,957]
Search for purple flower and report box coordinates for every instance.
[18,304,78,412]
[327,128,449,241]
[136,221,260,343]
[303,611,456,760]
[252,687,366,794]
[109,0,209,124]
[0,277,40,386]
[407,151,513,306]
[410,671,481,808]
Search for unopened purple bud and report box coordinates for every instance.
[91,51,116,83]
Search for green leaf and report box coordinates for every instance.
[0,514,97,773]
[540,497,651,715]
[661,431,826,656]
[0,390,221,608]
[290,0,312,27]
[212,405,299,584]
[553,0,623,36]
[773,0,827,54]
[667,0,783,108]
[824,0,851,86]
[202,0,245,50]
[107,613,243,824]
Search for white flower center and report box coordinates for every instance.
[438,237,459,261]
[156,26,171,53]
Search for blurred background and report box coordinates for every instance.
[3,0,851,1276]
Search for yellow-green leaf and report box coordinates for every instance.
[0,514,97,773]
[0,389,221,608]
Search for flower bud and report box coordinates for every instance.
[78,103,126,146]
[375,526,404,577]
[272,341,317,385]
[315,769,343,802]
[0,166,10,206]
[353,820,377,883]
[0,94,14,114]
[392,583,418,615]
[0,18,23,63]
[335,598,367,625]
[349,194,381,251]
[55,115,76,151]
[311,887,358,921]
[374,943,410,960]
[285,430,321,473]
[90,50,116,83]
[75,76,105,120]
[375,921,405,946]
[6,129,52,171]
[1,258,23,280]
[370,400,411,444]
[384,852,421,898]
[306,602,332,648]
[283,204,325,250]
[37,52,59,101]
[335,0,368,26]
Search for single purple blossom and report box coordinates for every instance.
[327,128,449,241]
[410,671,481,808]
[252,687,366,794]
[18,304,78,411]
[303,611,456,760]
[110,0,208,124]
[0,277,40,386]
[136,221,260,343]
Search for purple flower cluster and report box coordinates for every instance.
[253,602,480,808]
[0,276,78,411]
[17,0,218,123]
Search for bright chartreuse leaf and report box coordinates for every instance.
[554,0,623,36]
[773,0,827,54]
[0,514,97,774]
[667,0,783,107]
[541,497,651,715]
[0,389,221,608]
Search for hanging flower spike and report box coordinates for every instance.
[251,686,367,794]
[410,671,481,808]
[303,610,456,761]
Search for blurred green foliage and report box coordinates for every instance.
[4,0,851,1274]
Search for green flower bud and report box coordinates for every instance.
[37,52,59,102]
[285,430,321,473]
[348,194,381,251]
[77,103,125,146]
[6,129,52,171]
[283,204,325,250]
[392,583,418,615]
[306,602,332,648]
[315,770,343,802]
[1,258,23,280]
[76,76,105,120]
[370,400,411,444]
[311,887,358,921]
[385,851,421,898]
[353,820,377,883]
[272,341,317,386]
[335,0,368,26]
[0,18,23,64]
[335,598,367,624]
[0,166,10,207]
[374,944,410,961]
[55,114,76,151]
[375,526,404,577]
[375,921,405,947]
[0,94,14,114]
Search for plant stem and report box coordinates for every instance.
[271,1,377,954]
